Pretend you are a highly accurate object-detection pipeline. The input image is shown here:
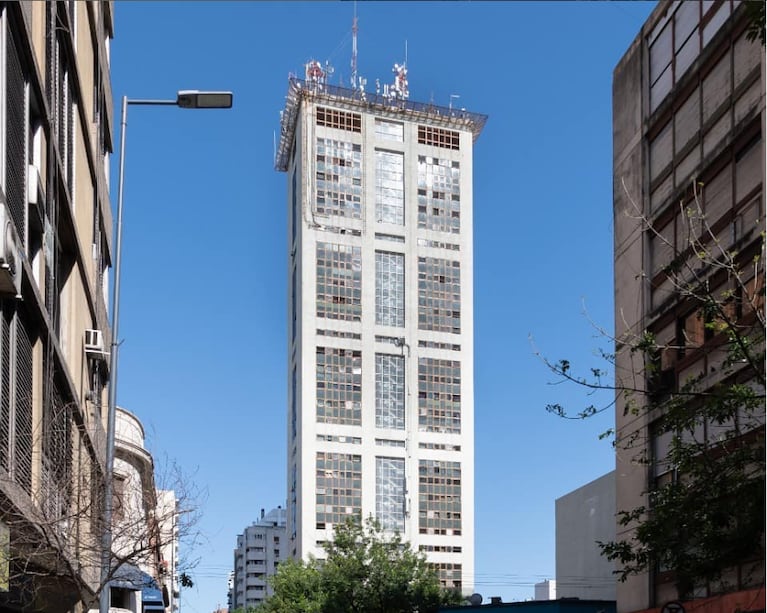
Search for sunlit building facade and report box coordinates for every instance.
[277,64,486,591]
[613,1,765,611]
[1,1,114,609]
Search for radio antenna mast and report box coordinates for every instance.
[351,1,358,88]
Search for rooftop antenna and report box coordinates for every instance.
[449,94,460,110]
[351,0,358,89]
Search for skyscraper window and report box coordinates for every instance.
[376,251,405,327]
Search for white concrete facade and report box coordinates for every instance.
[232,507,287,609]
[279,75,486,591]
[555,471,616,601]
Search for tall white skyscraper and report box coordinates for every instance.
[276,61,486,591]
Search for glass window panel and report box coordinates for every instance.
[316,242,362,322]
[675,27,699,81]
[418,357,461,433]
[418,460,461,535]
[315,138,362,219]
[376,354,405,430]
[701,51,731,123]
[650,22,672,84]
[703,0,730,46]
[375,119,404,142]
[674,1,699,51]
[376,251,405,327]
[417,155,460,234]
[316,347,362,426]
[417,257,461,334]
[376,457,405,532]
[316,452,362,526]
[375,150,404,225]
[651,65,673,112]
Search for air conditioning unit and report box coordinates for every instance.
[0,203,22,299]
[27,164,42,206]
[85,329,108,360]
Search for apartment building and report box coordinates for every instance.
[231,507,287,609]
[612,1,764,611]
[276,61,486,591]
[1,1,114,610]
[108,408,173,613]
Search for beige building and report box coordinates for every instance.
[613,1,764,612]
[277,61,486,590]
[0,1,114,610]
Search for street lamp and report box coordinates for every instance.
[100,90,233,613]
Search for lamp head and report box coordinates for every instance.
[176,90,233,109]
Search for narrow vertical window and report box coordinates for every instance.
[291,169,298,244]
[376,354,405,429]
[376,457,405,532]
[291,365,297,440]
[375,150,404,225]
[291,266,297,342]
[376,252,405,327]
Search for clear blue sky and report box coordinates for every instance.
[110,2,655,611]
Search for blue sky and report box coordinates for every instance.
[110,2,655,610]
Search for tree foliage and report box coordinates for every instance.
[258,518,463,613]
[538,184,765,597]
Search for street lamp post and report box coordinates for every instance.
[100,91,233,613]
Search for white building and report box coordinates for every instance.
[555,472,616,601]
[276,61,486,591]
[534,580,557,601]
[231,507,288,609]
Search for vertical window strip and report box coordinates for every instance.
[418,459,461,535]
[375,354,405,430]
[376,456,405,532]
[375,150,404,225]
[375,251,405,327]
[316,242,362,322]
[316,452,362,526]
[315,138,362,218]
[316,347,362,426]
[417,155,460,234]
[417,257,461,334]
[418,357,461,434]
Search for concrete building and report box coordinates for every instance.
[0,1,114,610]
[612,1,764,611]
[534,580,557,601]
[231,507,287,610]
[276,60,486,591]
[555,472,615,601]
[99,408,175,613]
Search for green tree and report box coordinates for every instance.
[538,186,765,598]
[260,518,463,613]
